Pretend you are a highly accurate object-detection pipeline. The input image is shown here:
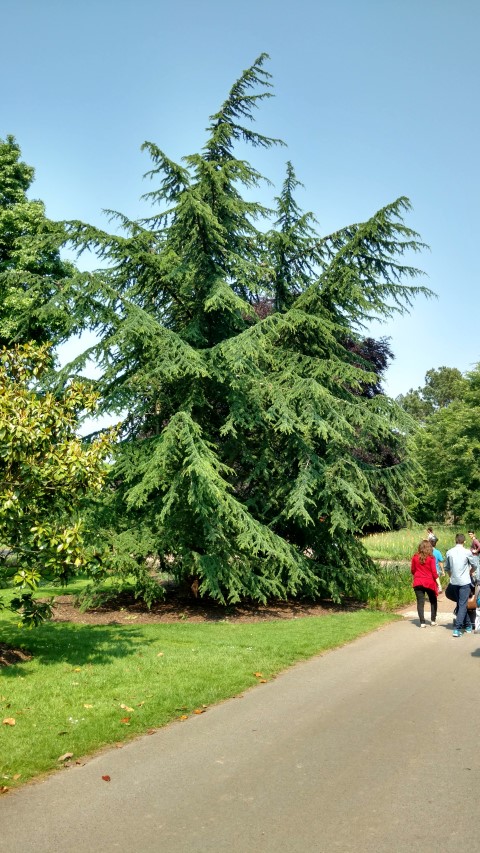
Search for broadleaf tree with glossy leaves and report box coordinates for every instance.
[0,139,115,624]
[0,344,114,625]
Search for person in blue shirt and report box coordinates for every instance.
[431,536,444,575]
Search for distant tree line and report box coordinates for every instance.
[397,366,480,526]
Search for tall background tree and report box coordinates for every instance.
[0,135,75,348]
[400,365,480,525]
[59,54,431,604]
[0,138,114,623]
[397,366,467,421]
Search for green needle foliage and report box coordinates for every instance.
[62,54,432,604]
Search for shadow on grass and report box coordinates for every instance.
[0,620,151,675]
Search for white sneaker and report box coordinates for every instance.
[420,623,427,628]
[431,621,437,627]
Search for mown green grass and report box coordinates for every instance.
[0,607,396,788]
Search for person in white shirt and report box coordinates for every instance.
[445,533,476,637]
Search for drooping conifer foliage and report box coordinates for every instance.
[63,54,431,603]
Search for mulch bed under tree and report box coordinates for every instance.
[49,591,365,626]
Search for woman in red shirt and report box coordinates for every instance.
[411,539,439,628]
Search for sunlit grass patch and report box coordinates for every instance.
[361,525,455,610]
[362,525,454,561]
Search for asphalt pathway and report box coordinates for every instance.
[1,594,479,852]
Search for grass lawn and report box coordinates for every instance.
[362,525,455,561]
[0,606,396,789]
[362,525,458,610]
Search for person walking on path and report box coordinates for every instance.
[467,531,480,632]
[468,530,480,570]
[411,539,439,627]
[430,536,444,586]
[445,533,476,637]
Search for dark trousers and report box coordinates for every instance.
[453,586,477,630]
[414,586,437,624]
[452,583,473,629]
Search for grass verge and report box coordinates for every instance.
[362,526,454,610]
[362,525,454,561]
[0,608,396,789]
[366,562,415,610]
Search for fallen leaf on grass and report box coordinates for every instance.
[157,652,164,657]
[2,718,15,726]
[254,673,263,678]
[179,715,188,721]
[0,786,8,794]
[101,775,111,782]
[147,729,156,735]
[194,708,206,715]
[120,717,131,724]
[259,679,268,683]
[120,704,134,712]
[12,774,21,780]
[83,704,93,709]
[58,752,73,762]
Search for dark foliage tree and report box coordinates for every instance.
[0,135,76,347]
[62,55,431,604]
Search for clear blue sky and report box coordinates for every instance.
[2,0,479,398]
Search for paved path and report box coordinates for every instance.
[1,595,479,852]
